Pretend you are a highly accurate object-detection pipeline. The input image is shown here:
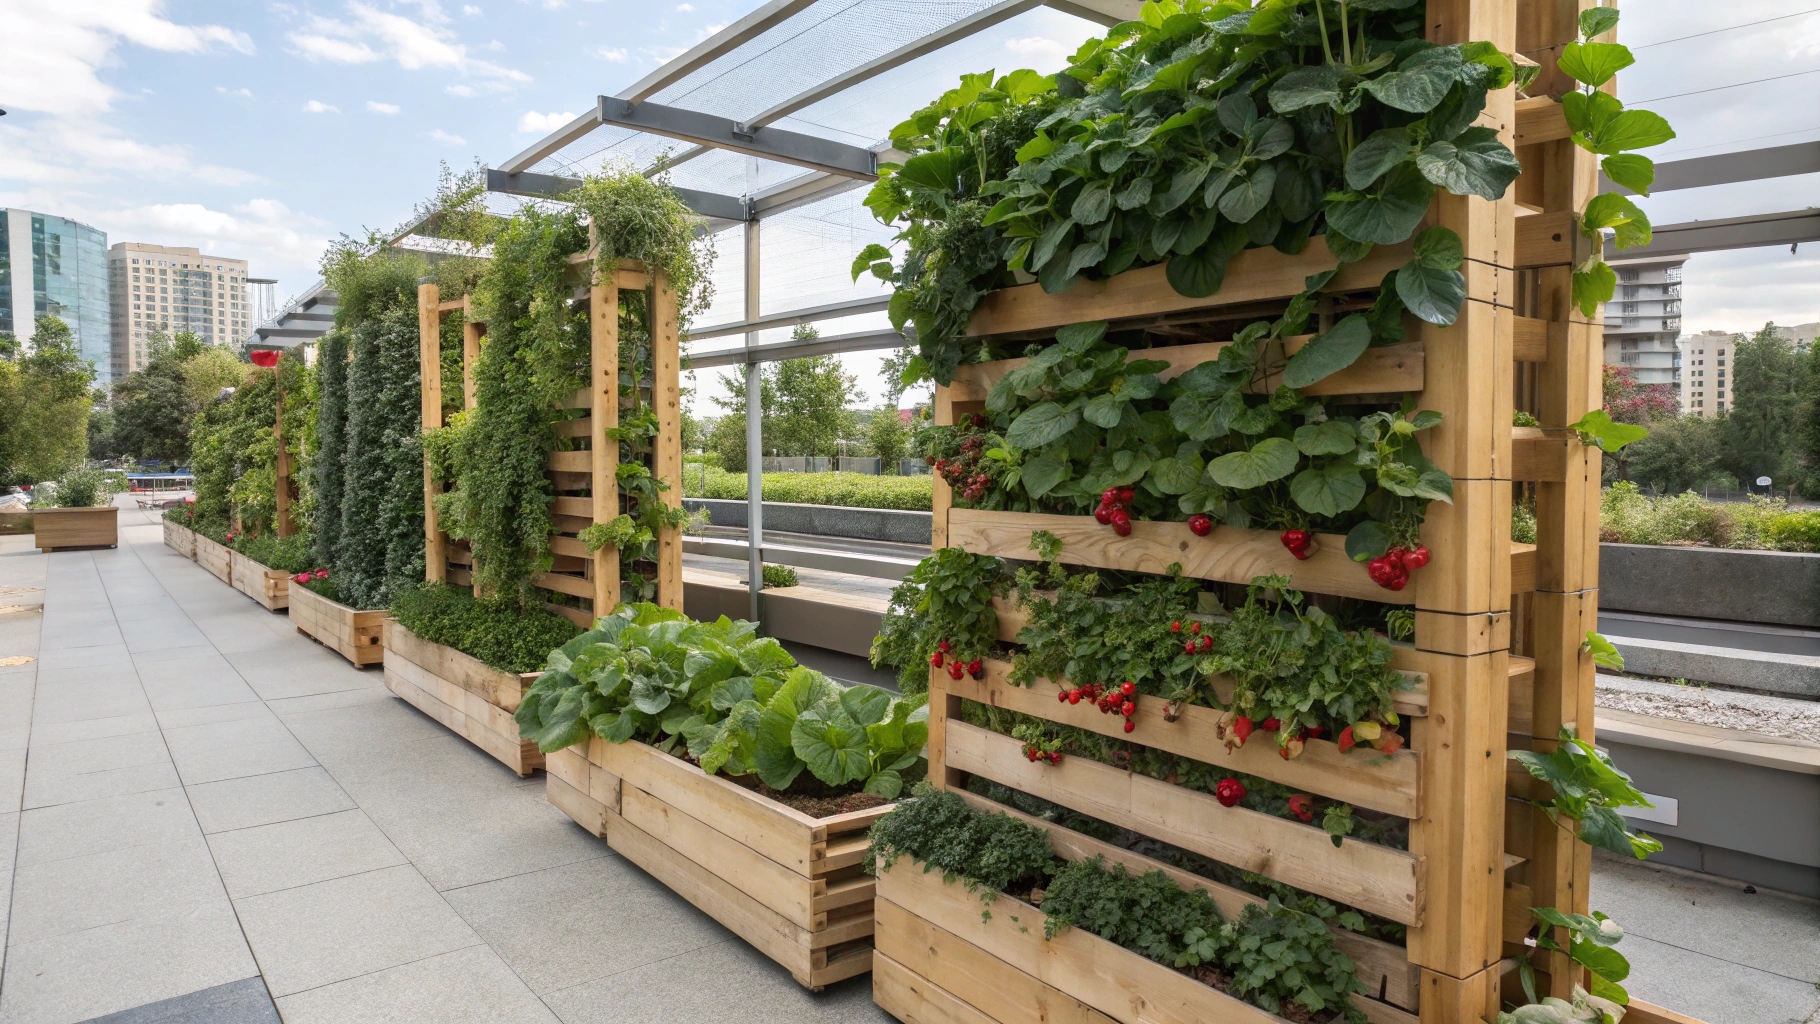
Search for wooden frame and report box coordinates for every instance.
[382,618,542,775]
[289,583,384,667]
[31,507,118,552]
[228,550,290,611]
[418,257,683,629]
[544,735,888,989]
[162,519,196,559]
[193,533,233,584]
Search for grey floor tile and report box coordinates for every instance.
[136,655,260,712]
[28,712,160,748]
[226,646,372,701]
[22,730,179,809]
[153,699,271,731]
[74,976,279,1024]
[233,863,480,997]
[542,937,888,1024]
[1620,932,1819,1024]
[8,831,233,946]
[118,617,208,654]
[274,944,558,1024]
[1592,854,1820,984]
[0,904,257,1024]
[34,643,133,671]
[186,765,356,834]
[444,854,726,995]
[0,744,25,808]
[161,711,316,785]
[28,677,153,726]
[342,775,601,891]
[16,786,198,867]
[129,644,219,667]
[38,624,125,651]
[208,807,407,898]
[265,685,390,719]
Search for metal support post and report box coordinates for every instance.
[743,221,764,622]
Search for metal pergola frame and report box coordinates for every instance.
[482,0,1820,624]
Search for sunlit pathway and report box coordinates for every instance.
[0,505,888,1024]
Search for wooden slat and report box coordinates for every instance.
[463,297,481,410]
[548,450,590,473]
[653,268,684,610]
[948,662,1420,817]
[874,907,1116,1024]
[948,509,1411,605]
[1513,315,1553,362]
[1511,543,1537,595]
[383,618,535,712]
[1514,211,1576,269]
[564,251,649,291]
[872,949,1043,1024]
[436,298,464,312]
[419,283,447,584]
[560,388,591,409]
[1512,428,1568,482]
[546,771,609,838]
[552,416,592,438]
[590,247,621,615]
[948,339,1424,403]
[552,495,593,517]
[965,238,1411,338]
[1514,96,1569,146]
[953,789,1420,1012]
[946,720,1422,924]
[532,571,593,600]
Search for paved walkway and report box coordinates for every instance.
[0,503,1813,1023]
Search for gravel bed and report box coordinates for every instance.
[1595,674,1820,745]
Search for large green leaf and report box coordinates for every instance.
[1294,419,1358,456]
[1267,65,1341,113]
[1218,164,1277,222]
[1345,520,1393,561]
[1600,154,1655,195]
[1324,166,1435,245]
[1345,128,1414,191]
[1572,260,1616,318]
[1590,109,1675,155]
[1170,387,1245,440]
[1148,450,1206,493]
[1583,193,1652,250]
[1082,392,1127,429]
[1072,184,1113,225]
[896,147,966,192]
[1283,315,1371,388]
[838,684,893,727]
[1557,41,1633,88]
[1021,450,1071,498]
[1005,402,1080,448]
[1207,437,1298,489]
[1291,461,1367,516]
[1579,6,1621,39]
[1362,45,1462,113]
[1166,243,1228,297]
[1397,262,1467,326]
[1415,126,1521,200]
[792,707,871,786]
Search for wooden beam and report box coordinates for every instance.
[653,269,684,610]
[591,249,621,618]
[418,283,446,584]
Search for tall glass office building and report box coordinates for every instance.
[2,209,112,384]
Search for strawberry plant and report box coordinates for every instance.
[872,548,1009,694]
[1509,727,1661,859]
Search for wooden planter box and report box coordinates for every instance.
[193,534,233,583]
[382,619,542,775]
[0,511,32,536]
[289,583,384,667]
[229,550,290,611]
[544,735,889,990]
[874,855,1416,1024]
[32,506,118,551]
[163,520,196,558]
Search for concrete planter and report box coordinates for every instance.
[32,506,118,551]
[1600,543,1820,628]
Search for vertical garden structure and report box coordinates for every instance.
[869,2,1687,1024]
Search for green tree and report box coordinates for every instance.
[1720,323,1802,489]
[710,326,866,467]
[1800,343,1820,498]
[1625,415,1724,494]
[0,316,94,484]
[107,331,247,466]
[867,408,910,473]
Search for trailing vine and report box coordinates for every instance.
[856,0,1523,386]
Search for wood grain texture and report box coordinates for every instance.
[946,721,1422,924]
[653,268,684,610]
[288,584,384,667]
[590,255,621,615]
[873,907,1117,1024]
[32,507,118,551]
[381,618,541,775]
[948,662,1420,816]
[419,283,447,584]
[162,520,197,559]
[194,535,233,584]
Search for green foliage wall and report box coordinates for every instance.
[314,331,349,567]
[336,305,423,609]
[185,351,315,539]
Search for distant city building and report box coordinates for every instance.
[1678,321,1820,418]
[108,243,252,376]
[1,208,112,383]
[1602,253,1687,389]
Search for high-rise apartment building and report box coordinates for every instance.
[1602,253,1687,388]
[1,208,112,383]
[108,243,252,376]
[1678,330,1731,417]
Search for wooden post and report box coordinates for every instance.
[652,269,684,610]
[590,257,621,617]
[274,365,297,537]
[418,283,446,584]
[463,297,482,411]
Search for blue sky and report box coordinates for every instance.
[1,0,1817,382]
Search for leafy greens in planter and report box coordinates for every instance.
[517,604,928,799]
[856,0,1522,386]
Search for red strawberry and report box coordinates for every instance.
[1231,715,1254,743]
[1387,574,1408,591]
[967,659,983,676]
[1171,621,1182,633]
[1109,509,1131,537]
[1402,545,1430,570]
[1376,730,1404,754]
[1102,488,1119,505]
[292,573,309,584]
[1261,717,1281,732]
[1120,681,1136,697]
[1190,621,1201,634]
[1303,725,1324,740]
[1048,751,1062,764]
[1117,487,1135,504]
[1056,689,1069,703]
[938,639,951,652]
[1337,725,1357,752]
[1123,720,1136,733]
[1121,701,1136,717]
[315,570,329,580]
[1068,688,1082,705]
[1288,794,1315,822]
[1183,640,1196,654]
[948,662,964,680]
[929,652,944,668]
[1188,514,1213,537]
[1199,635,1212,652]
[1215,777,1246,807]
[1095,505,1113,525]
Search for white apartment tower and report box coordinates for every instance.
[108,243,252,376]
[1602,253,1687,387]
[1678,330,1731,417]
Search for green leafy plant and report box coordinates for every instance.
[1569,410,1648,454]
[388,581,581,673]
[1042,855,1225,967]
[1582,631,1623,672]
[336,304,423,609]
[683,466,934,511]
[1510,727,1661,859]
[1498,986,1626,1024]
[232,532,316,574]
[761,564,798,589]
[1553,7,1676,317]
[871,548,1008,694]
[44,464,120,508]
[1524,907,1631,1007]
[865,785,1058,909]
[517,604,927,799]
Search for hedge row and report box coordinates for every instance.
[1601,482,1820,552]
[682,467,933,511]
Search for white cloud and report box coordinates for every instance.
[288,1,529,89]
[1004,36,1071,73]
[0,118,258,187]
[676,3,694,10]
[366,100,401,114]
[302,99,340,113]
[592,46,627,62]
[1,1,254,116]
[446,84,477,97]
[462,3,482,13]
[428,129,467,145]
[516,110,576,134]
[215,86,253,98]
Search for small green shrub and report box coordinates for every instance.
[761,564,798,589]
[684,467,932,511]
[1763,510,1820,553]
[865,786,1056,897]
[44,465,119,508]
[1599,483,1820,552]
[1511,498,1537,545]
[234,532,316,573]
[388,582,581,673]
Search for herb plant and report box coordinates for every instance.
[1510,727,1661,859]
[871,548,1008,694]
[388,581,581,674]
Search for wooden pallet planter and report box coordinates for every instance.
[32,507,118,552]
[163,519,196,559]
[228,550,290,611]
[543,736,889,990]
[193,534,233,584]
[289,583,384,667]
[382,618,542,775]
[875,857,1416,1024]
